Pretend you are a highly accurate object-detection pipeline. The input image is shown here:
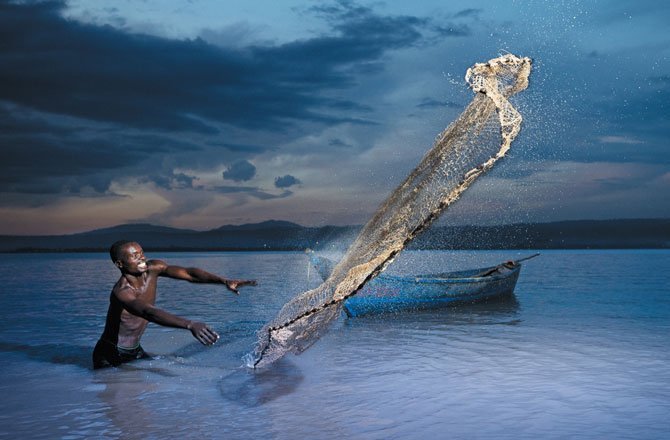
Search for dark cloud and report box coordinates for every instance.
[0,127,136,194]
[453,8,483,19]
[416,98,461,109]
[328,138,354,148]
[0,188,130,209]
[592,85,670,164]
[274,175,301,188]
[0,0,455,204]
[593,176,646,191]
[0,102,77,137]
[207,141,276,154]
[222,160,256,182]
[0,102,208,197]
[212,185,292,200]
[0,0,445,134]
[322,100,373,112]
[142,172,200,190]
[432,24,470,37]
[315,2,426,50]
[297,0,471,64]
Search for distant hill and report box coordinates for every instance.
[78,223,199,236]
[0,218,668,252]
[209,220,302,232]
[0,221,354,252]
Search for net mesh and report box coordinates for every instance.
[246,54,532,368]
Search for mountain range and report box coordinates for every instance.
[0,218,668,252]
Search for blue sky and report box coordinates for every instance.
[1,0,668,234]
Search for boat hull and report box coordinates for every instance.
[342,265,521,317]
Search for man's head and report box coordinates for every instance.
[109,240,147,274]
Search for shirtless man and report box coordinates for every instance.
[93,240,256,369]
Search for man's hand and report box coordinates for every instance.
[224,279,257,295]
[187,321,219,345]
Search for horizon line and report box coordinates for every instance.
[2,217,669,238]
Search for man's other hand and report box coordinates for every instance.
[188,321,219,345]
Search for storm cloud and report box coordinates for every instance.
[223,160,256,182]
[0,0,459,202]
[274,175,302,188]
[0,0,451,132]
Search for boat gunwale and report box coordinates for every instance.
[376,264,521,285]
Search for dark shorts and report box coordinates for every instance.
[92,339,151,369]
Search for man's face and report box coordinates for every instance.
[117,243,147,274]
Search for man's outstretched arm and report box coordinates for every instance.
[116,288,219,345]
[153,260,257,294]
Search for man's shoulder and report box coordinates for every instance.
[147,259,168,272]
[111,278,135,299]
[111,276,126,292]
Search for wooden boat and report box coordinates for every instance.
[306,251,538,317]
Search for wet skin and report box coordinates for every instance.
[99,242,257,349]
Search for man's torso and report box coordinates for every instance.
[106,264,161,347]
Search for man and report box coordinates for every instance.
[93,240,256,369]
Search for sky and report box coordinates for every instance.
[1,0,668,235]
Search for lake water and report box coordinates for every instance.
[0,249,669,439]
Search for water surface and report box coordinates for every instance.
[0,250,668,439]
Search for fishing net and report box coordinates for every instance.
[246,54,532,368]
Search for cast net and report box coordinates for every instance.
[246,54,532,368]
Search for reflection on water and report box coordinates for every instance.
[343,293,520,330]
[0,341,92,368]
[94,370,160,439]
[220,360,304,407]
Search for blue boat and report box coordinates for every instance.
[307,251,538,317]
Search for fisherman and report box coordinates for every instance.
[93,240,256,369]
